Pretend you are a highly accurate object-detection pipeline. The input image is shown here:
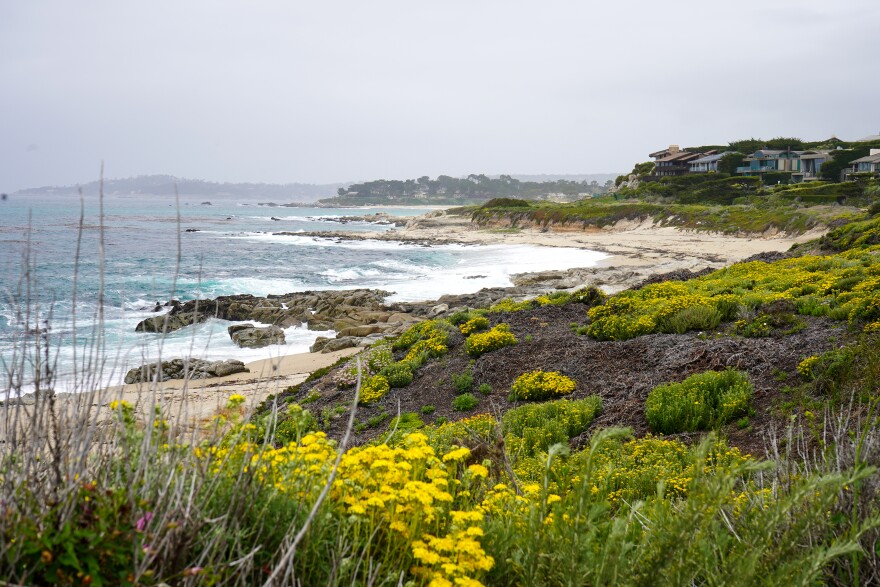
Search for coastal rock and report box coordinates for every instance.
[228,324,286,348]
[0,392,38,406]
[337,324,384,337]
[428,303,449,318]
[134,289,391,335]
[123,358,249,384]
[135,312,206,333]
[310,336,360,353]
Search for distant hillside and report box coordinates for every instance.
[508,173,620,184]
[322,173,621,206]
[14,175,344,202]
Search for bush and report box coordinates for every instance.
[464,324,517,357]
[482,197,531,208]
[645,369,753,433]
[452,370,474,393]
[274,404,318,445]
[570,286,606,307]
[452,393,479,411]
[487,298,534,313]
[359,375,391,404]
[509,370,576,401]
[478,383,492,395]
[333,342,394,388]
[379,363,414,388]
[420,404,435,415]
[392,320,449,354]
[502,397,601,459]
[459,316,490,335]
[662,304,723,334]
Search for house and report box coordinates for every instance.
[796,150,832,181]
[688,152,730,173]
[736,149,802,179]
[650,145,715,177]
[845,149,880,178]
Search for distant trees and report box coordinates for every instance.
[334,174,610,203]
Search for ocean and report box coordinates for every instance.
[0,192,605,393]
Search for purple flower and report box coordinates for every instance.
[135,512,154,532]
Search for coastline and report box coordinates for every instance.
[4,348,359,438]
[9,210,826,430]
[284,210,826,293]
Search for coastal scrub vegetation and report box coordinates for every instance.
[585,218,880,340]
[509,370,577,401]
[463,323,517,357]
[6,213,880,584]
[644,369,754,433]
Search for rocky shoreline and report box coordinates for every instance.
[125,209,824,385]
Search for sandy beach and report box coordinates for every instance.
[298,210,826,292]
[2,348,358,439]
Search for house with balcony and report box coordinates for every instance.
[688,152,730,173]
[736,149,806,182]
[844,149,880,179]
[649,144,716,177]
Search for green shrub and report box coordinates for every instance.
[570,286,606,307]
[502,397,601,459]
[482,197,531,208]
[334,342,394,387]
[274,404,318,445]
[478,383,492,395]
[452,370,474,393]
[447,310,474,326]
[452,393,479,411]
[509,370,576,401]
[379,363,414,388]
[645,369,753,433]
[662,304,723,334]
[464,324,517,357]
[420,404,435,415]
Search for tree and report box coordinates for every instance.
[717,153,745,176]
[820,148,870,182]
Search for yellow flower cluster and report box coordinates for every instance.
[797,355,820,380]
[464,324,517,357]
[359,375,390,404]
[587,248,880,340]
[411,527,494,586]
[590,435,749,505]
[487,298,534,313]
[109,399,133,411]
[459,316,490,336]
[509,370,576,401]
[199,430,496,584]
[393,320,449,351]
[404,336,449,362]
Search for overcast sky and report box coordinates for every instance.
[1,1,879,191]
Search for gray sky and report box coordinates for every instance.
[2,1,879,191]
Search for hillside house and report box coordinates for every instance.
[845,149,880,179]
[688,152,729,173]
[650,145,715,177]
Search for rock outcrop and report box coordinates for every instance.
[228,323,286,348]
[123,358,248,384]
